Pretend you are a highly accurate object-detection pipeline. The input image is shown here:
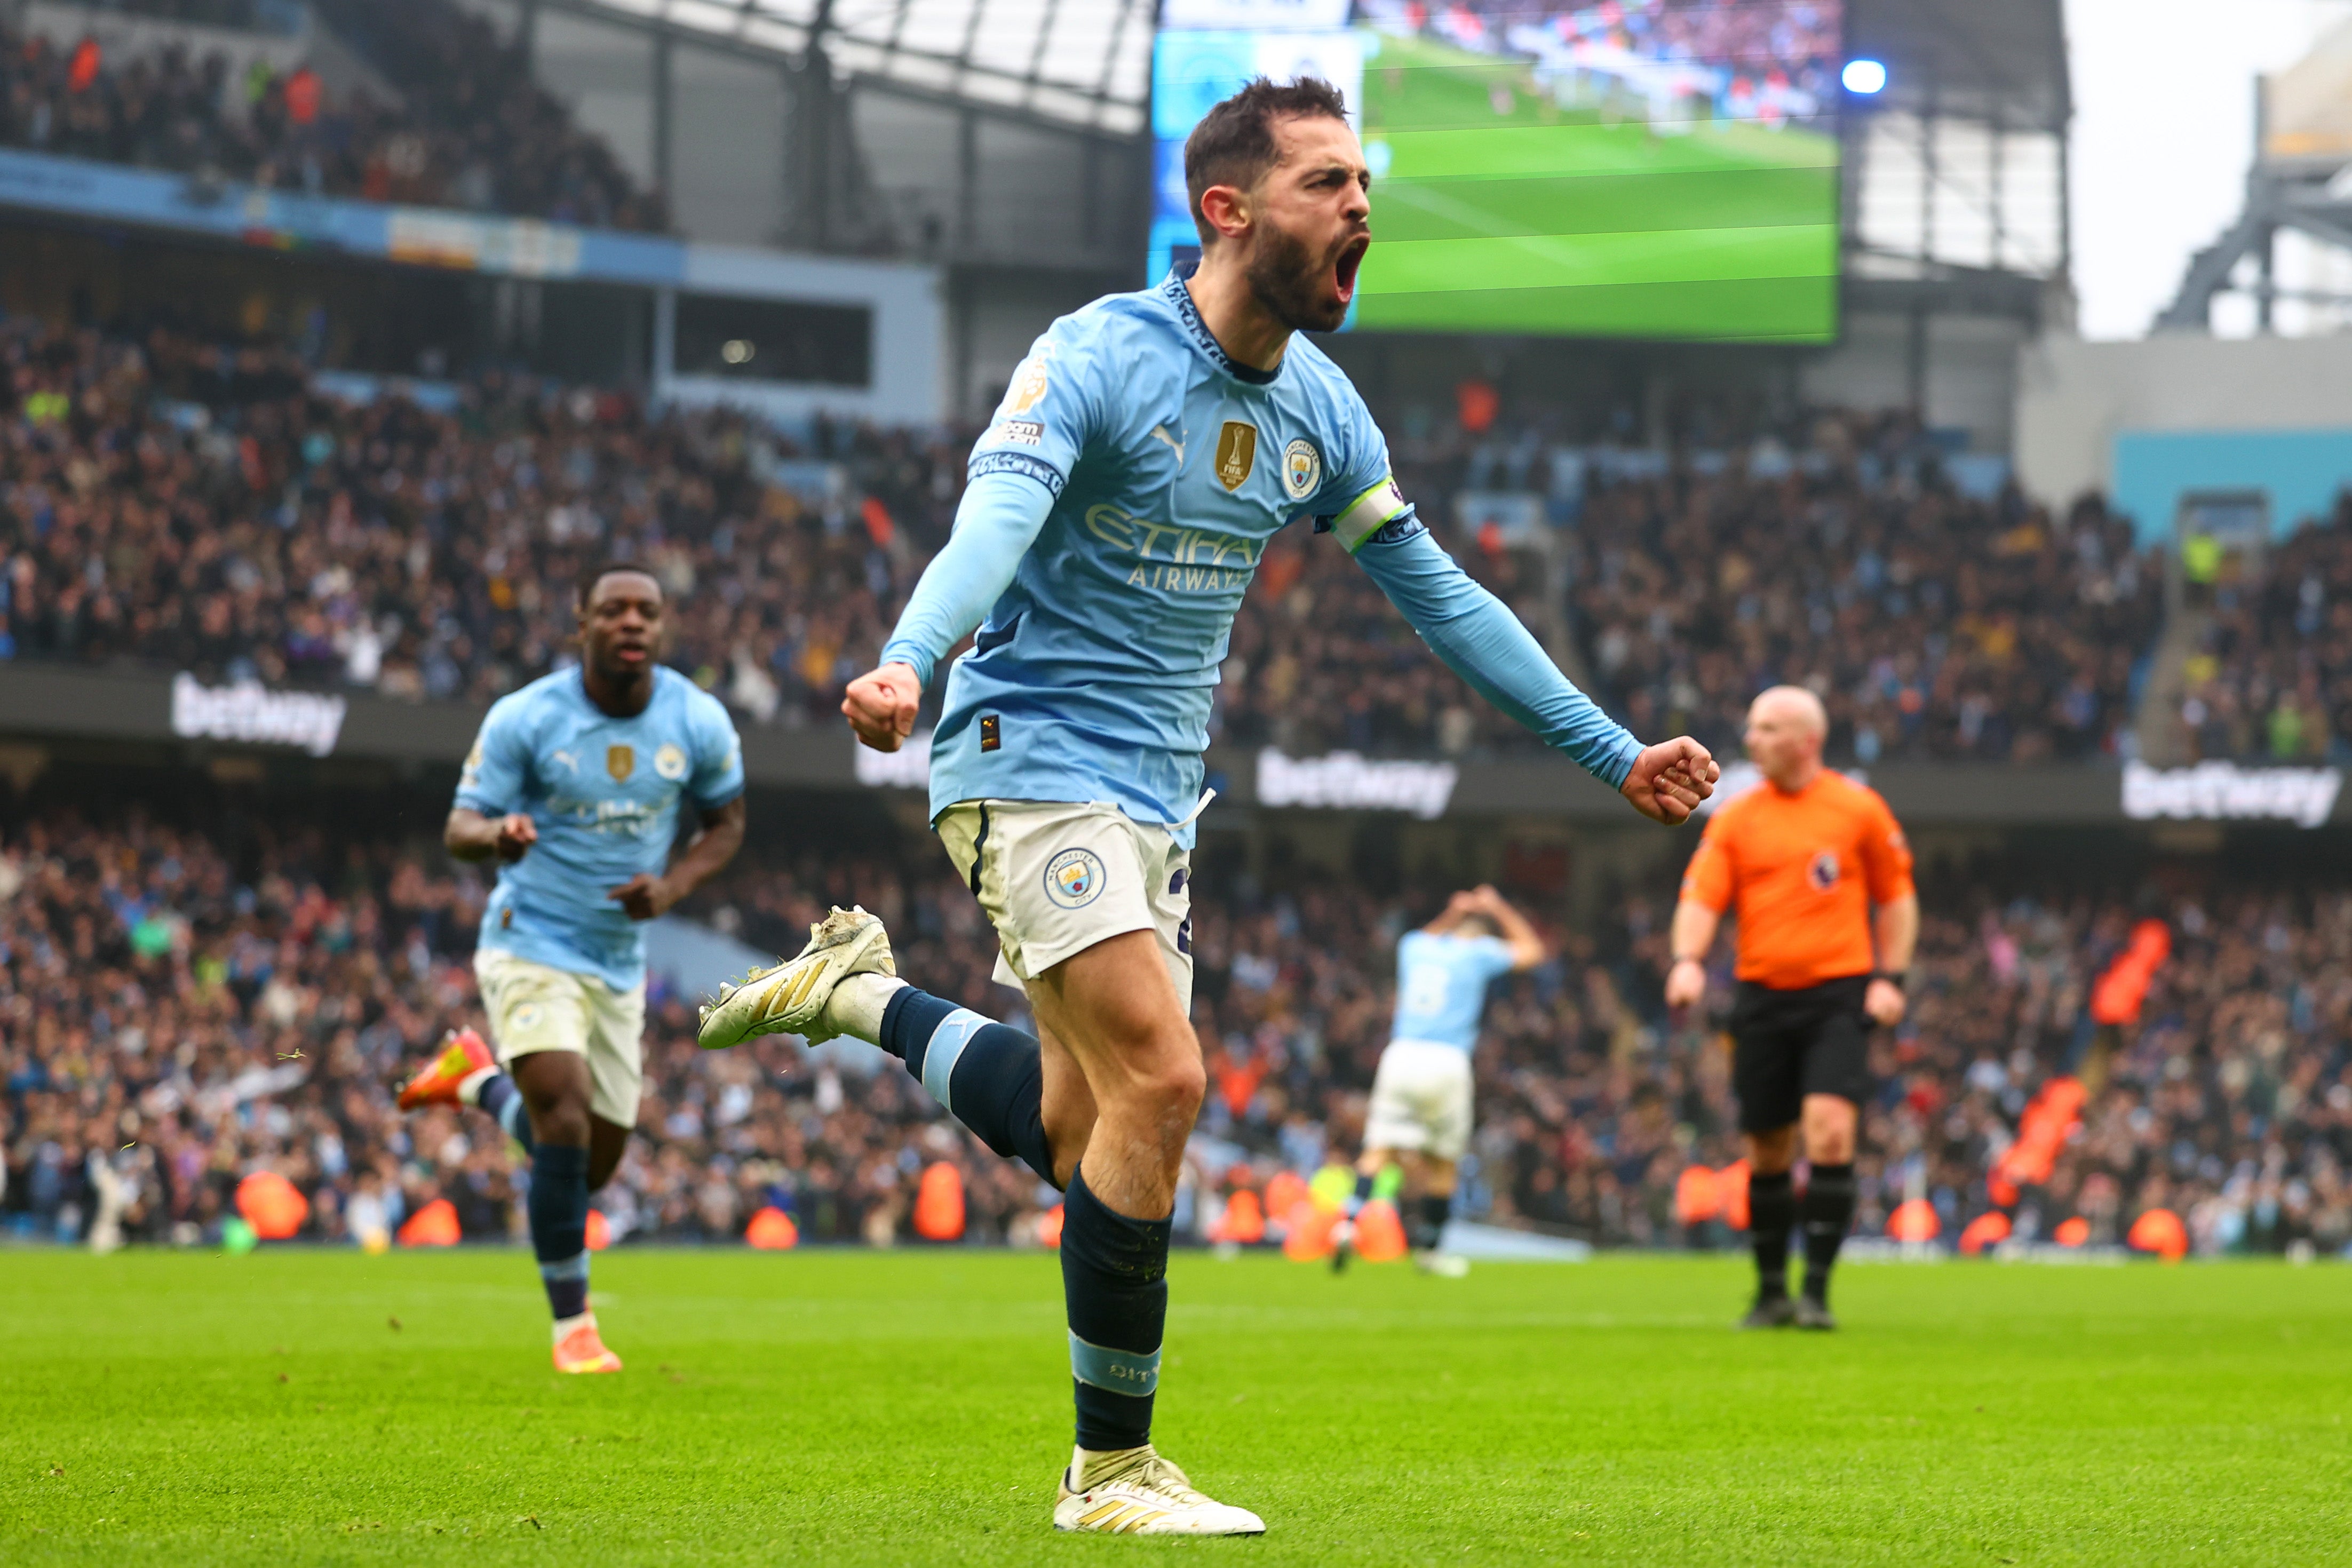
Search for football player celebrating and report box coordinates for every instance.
[399,563,744,1372]
[700,79,1715,1534]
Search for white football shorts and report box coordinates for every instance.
[1363,1039,1476,1163]
[473,948,647,1128]
[935,799,1193,1014]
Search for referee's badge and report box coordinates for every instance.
[1282,438,1321,501]
[1214,421,1258,491]
[1807,849,1840,891]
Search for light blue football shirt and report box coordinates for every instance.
[1390,929,1519,1053]
[880,265,1641,845]
[892,268,1423,840]
[455,665,743,991]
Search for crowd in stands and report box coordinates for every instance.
[1560,417,2162,766]
[7,781,2350,1263]
[2176,495,2352,763]
[0,316,2177,771]
[1220,411,2163,766]
[0,2,659,229]
[0,319,943,720]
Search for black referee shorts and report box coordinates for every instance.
[1728,975,1873,1134]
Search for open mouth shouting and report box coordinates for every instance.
[1334,233,1369,307]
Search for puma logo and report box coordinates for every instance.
[1149,424,1185,465]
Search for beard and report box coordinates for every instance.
[1244,219,1350,334]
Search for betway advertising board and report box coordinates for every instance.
[1,665,2349,827]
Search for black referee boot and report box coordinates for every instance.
[1739,1294,1798,1330]
[1794,1295,1838,1331]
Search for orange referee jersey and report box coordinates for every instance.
[1679,771,1914,990]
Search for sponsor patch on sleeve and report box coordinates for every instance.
[969,450,1067,498]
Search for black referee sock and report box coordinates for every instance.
[1801,1163,1857,1304]
[1061,1166,1169,1452]
[1749,1169,1795,1300]
[879,986,1058,1188]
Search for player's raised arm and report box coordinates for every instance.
[1471,885,1547,971]
[1341,506,1718,822]
[843,471,1054,751]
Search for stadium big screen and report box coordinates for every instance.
[1151,0,1844,343]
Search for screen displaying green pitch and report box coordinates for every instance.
[1150,3,1844,345]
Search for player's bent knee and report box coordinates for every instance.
[1105,1052,1204,1122]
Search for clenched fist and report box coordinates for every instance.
[1620,737,1720,825]
[843,663,923,752]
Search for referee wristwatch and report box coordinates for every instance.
[1869,970,1908,991]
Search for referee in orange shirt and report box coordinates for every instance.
[1664,686,1917,1330]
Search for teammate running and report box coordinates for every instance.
[698,78,1717,1535]
[398,563,744,1372]
[1331,885,1544,1277]
[1664,685,1916,1331]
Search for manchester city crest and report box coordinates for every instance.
[655,743,688,781]
[1043,847,1108,910]
[1282,438,1321,501]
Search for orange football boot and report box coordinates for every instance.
[552,1312,623,1374]
[397,1028,495,1111]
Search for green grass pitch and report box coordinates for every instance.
[1354,31,1840,342]
[5,1248,2349,1565]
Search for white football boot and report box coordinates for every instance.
[1414,1251,1472,1279]
[1052,1445,1266,1536]
[696,905,895,1050]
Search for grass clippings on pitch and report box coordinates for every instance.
[3,1247,2348,1565]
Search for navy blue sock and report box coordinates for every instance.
[475,1073,536,1157]
[529,1142,591,1320]
[1347,1170,1376,1217]
[1749,1169,1795,1300]
[880,986,1057,1188]
[1061,1166,1169,1452]
[1413,1192,1452,1251]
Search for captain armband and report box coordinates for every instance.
[1315,476,1417,553]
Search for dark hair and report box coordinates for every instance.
[576,560,662,609]
[1184,76,1350,246]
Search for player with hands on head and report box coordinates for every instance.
[398,563,745,1374]
[1332,884,1546,1277]
[709,75,1714,1538]
[1665,686,1916,1331]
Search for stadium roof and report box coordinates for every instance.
[1848,0,2071,133]
[570,0,1154,134]
[555,0,2067,150]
